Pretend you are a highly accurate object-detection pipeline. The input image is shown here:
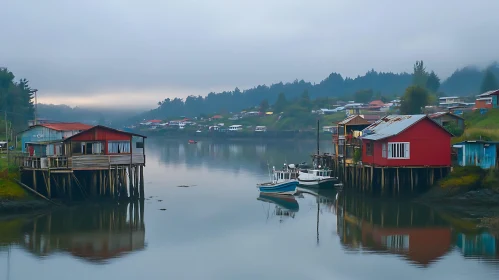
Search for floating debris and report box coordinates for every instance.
[158,199,163,202]
[177,184,196,188]
[159,208,167,211]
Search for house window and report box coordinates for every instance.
[136,142,144,149]
[108,141,131,154]
[382,143,387,158]
[388,142,410,159]
[382,235,409,250]
[331,143,336,155]
[366,142,373,156]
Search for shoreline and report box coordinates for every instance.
[0,198,54,214]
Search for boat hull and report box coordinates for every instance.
[298,177,338,187]
[257,180,298,195]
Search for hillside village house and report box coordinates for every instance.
[360,115,452,167]
[20,123,92,156]
[475,89,499,109]
[332,115,371,164]
[438,96,463,108]
[429,112,465,131]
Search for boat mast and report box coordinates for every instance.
[317,119,320,156]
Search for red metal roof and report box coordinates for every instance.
[148,119,162,123]
[40,123,92,131]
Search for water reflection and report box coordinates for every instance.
[151,139,333,173]
[335,193,499,267]
[0,201,145,263]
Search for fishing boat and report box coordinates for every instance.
[298,168,338,186]
[188,140,197,144]
[298,119,338,187]
[257,180,298,195]
[257,166,298,194]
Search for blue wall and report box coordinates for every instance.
[20,126,63,153]
[455,142,497,169]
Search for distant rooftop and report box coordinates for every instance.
[38,122,92,131]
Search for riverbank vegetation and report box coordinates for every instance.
[0,156,26,200]
[425,166,499,203]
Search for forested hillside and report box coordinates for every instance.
[135,63,499,121]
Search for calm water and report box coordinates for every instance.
[1,139,499,280]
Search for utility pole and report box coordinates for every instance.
[5,111,9,172]
[32,89,38,125]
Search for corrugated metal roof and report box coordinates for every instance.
[40,123,93,131]
[361,114,426,140]
[429,111,464,120]
[337,115,370,125]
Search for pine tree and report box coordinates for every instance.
[480,69,499,93]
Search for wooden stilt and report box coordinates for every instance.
[99,170,103,196]
[410,168,414,193]
[68,173,72,201]
[396,168,400,194]
[140,165,144,199]
[92,172,97,196]
[108,167,112,198]
[381,168,385,194]
[33,170,37,191]
[47,170,51,198]
[370,166,373,191]
[115,167,119,198]
[128,166,133,199]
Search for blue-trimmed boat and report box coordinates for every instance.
[257,180,298,195]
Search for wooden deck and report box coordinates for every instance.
[18,154,146,171]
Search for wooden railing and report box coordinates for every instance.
[18,154,145,170]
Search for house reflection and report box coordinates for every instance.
[336,194,453,267]
[19,201,146,263]
[456,232,497,259]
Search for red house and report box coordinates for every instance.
[63,125,146,157]
[361,115,452,167]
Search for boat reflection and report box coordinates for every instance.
[335,193,499,267]
[258,193,299,221]
[0,201,146,263]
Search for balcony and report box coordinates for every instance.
[18,154,146,170]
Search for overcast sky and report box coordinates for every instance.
[1,0,499,109]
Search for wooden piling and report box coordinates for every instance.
[68,173,72,201]
[47,171,51,198]
[381,168,385,194]
[140,165,144,199]
[396,168,400,194]
[33,170,37,191]
[410,168,414,193]
[128,166,133,199]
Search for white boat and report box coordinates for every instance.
[298,168,338,186]
[256,165,299,195]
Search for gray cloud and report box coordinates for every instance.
[1,0,499,107]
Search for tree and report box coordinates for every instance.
[412,60,429,88]
[300,90,311,110]
[259,99,269,112]
[480,69,498,93]
[0,68,34,132]
[273,92,288,113]
[354,89,373,103]
[426,71,440,92]
[399,86,429,114]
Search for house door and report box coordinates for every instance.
[86,143,93,154]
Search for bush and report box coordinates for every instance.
[438,166,485,190]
